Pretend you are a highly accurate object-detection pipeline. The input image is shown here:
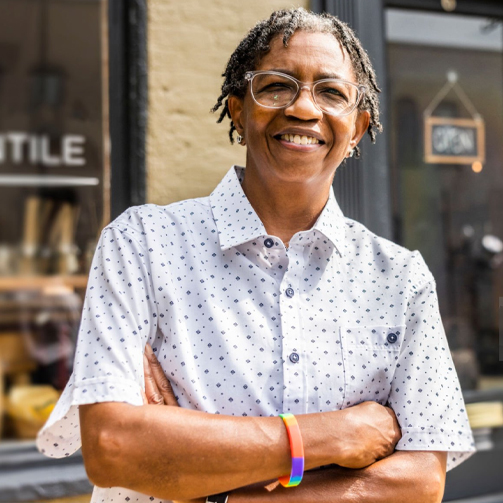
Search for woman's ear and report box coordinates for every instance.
[349,110,370,152]
[228,95,245,136]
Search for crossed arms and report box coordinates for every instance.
[79,346,447,502]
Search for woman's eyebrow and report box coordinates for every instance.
[264,68,297,76]
[317,72,346,80]
[267,68,347,80]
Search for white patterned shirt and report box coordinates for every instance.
[37,165,475,502]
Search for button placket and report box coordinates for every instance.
[280,246,308,414]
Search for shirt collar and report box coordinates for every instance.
[312,185,346,256]
[209,166,267,250]
[210,165,346,255]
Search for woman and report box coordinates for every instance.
[37,8,474,502]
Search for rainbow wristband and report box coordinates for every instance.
[278,413,304,487]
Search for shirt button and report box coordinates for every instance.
[285,287,295,298]
[387,333,398,344]
[264,238,274,248]
[289,352,300,363]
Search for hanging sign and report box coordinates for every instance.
[424,117,485,164]
[424,71,485,165]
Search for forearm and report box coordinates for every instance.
[80,402,348,501]
[228,451,446,503]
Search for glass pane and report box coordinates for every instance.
[387,9,503,392]
[0,0,109,441]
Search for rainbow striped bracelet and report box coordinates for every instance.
[278,413,305,487]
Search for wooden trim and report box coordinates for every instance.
[101,0,111,228]
[27,497,92,503]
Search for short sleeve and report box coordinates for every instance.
[36,225,158,458]
[388,273,476,471]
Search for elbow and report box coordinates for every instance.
[395,451,446,503]
[420,463,446,503]
[81,408,124,487]
[431,471,446,503]
[82,426,123,488]
[424,475,445,503]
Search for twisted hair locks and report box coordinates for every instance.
[211,8,382,158]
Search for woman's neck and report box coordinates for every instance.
[240,166,332,246]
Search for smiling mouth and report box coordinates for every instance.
[278,134,323,145]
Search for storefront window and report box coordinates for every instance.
[0,0,109,442]
[387,9,503,392]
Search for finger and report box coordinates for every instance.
[141,389,148,405]
[264,480,280,492]
[384,406,402,446]
[145,343,179,407]
[385,406,401,430]
[143,352,164,405]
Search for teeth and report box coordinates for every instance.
[280,134,320,145]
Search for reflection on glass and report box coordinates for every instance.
[387,9,503,393]
[0,0,108,442]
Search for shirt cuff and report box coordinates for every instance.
[36,374,143,459]
[396,427,476,471]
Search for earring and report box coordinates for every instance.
[347,149,354,158]
[237,135,243,144]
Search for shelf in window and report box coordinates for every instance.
[0,175,99,187]
[0,275,88,291]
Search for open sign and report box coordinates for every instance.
[424,116,485,164]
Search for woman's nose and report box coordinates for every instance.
[284,86,323,120]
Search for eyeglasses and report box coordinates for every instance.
[245,70,366,117]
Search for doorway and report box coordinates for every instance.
[387,9,503,392]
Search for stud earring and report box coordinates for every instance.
[347,149,354,158]
[237,135,243,144]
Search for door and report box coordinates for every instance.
[386,7,503,500]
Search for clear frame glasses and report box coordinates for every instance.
[245,70,366,117]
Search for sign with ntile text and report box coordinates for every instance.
[0,132,86,167]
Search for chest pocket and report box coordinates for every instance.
[340,325,404,408]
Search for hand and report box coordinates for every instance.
[142,343,179,406]
[335,401,401,469]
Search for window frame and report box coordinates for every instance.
[108,0,147,219]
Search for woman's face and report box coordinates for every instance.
[229,30,370,187]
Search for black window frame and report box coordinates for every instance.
[109,0,148,219]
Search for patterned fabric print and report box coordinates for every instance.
[37,166,475,502]
[341,325,404,407]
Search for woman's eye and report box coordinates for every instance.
[263,82,292,90]
[318,87,349,102]
[323,87,344,97]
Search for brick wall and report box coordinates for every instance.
[146,0,309,205]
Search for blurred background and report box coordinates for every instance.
[0,0,502,502]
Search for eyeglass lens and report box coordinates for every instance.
[250,72,360,115]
